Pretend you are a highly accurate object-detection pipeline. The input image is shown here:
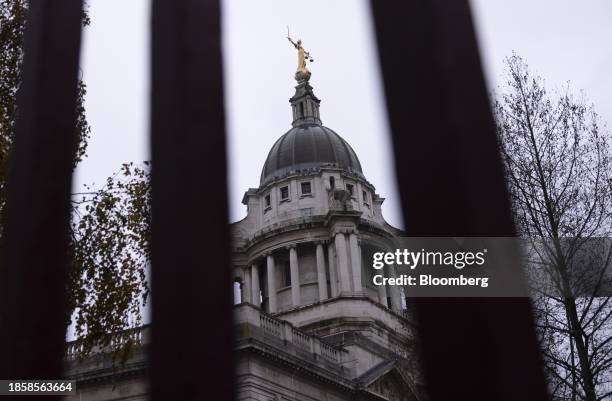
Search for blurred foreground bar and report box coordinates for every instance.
[0,1,83,397]
[150,0,234,400]
[370,1,550,401]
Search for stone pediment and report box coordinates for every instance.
[357,360,421,401]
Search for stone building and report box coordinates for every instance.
[64,70,422,401]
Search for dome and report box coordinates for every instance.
[260,124,363,185]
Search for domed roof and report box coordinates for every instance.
[260,124,363,185]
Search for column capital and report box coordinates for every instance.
[285,243,297,251]
[331,228,344,236]
[332,227,359,236]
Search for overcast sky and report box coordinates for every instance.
[76,0,612,230]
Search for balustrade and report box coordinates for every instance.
[292,328,312,351]
[65,305,343,366]
[65,326,147,360]
[260,313,282,337]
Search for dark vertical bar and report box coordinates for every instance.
[150,0,234,400]
[370,1,549,401]
[0,0,83,392]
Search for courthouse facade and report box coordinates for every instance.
[64,69,423,401]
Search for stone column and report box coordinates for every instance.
[266,254,277,313]
[316,242,328,301]
[387,263,402,311]
[377,276,388,307]
[349,233,362,294]
[289,246,301,307]
[335,232,352,294]
[328,243,338,297]
[251,264,260,307]
[243,267,251,305]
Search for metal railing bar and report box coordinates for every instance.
[0,1,84,394]
[369,1,550,400]
[150,0,234,399]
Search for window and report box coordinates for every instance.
[329,176,335,189]
[300,181,312,196]
[362,190,369,206]
[283,261,291,287]
[264,194,271,210]
[346,183,354,197]
[280,185,289,201]
[233,281,242,305]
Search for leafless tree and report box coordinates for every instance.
[494,54,612,401]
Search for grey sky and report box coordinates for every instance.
[75,0,612,230]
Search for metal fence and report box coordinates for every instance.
[0,1,549,401]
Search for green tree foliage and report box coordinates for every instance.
[1,0,150,363]
[70,163,151,362]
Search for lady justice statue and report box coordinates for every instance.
[287,27,314,81]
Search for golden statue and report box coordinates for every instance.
[287,28,313,76]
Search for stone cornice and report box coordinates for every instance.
[258,167,374,194]
[235,337,355,392]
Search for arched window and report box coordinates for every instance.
[329,176,335,189]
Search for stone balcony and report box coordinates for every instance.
[234,302,345,363]
[63,303,420,400]
[65,304,351,380]
[64,300,413,370]
[234,302,354,381]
